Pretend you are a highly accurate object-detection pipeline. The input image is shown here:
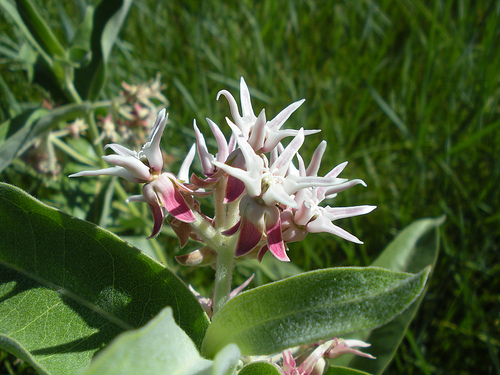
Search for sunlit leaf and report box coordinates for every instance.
[333,217,444,374]
[0,183,209,375]
[202,266,430,358]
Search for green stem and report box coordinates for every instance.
[212,246,235,315]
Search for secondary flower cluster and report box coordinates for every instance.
[70,78,375,263]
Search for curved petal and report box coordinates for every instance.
[141,109,168,171]
[265,208,289,262]
[69,166,142,183]
[154,174,196,223]
[306,216,363,244]
[102,154,151,181]
[142,183,165,238]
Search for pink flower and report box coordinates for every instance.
[70,109,197,237]
[214,128,344,262]
[280,338,374,375]
[281,142,376,244]
[217,77,318,153]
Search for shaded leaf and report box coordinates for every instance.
[0,183,209,375]
[202,266,430,358]
[74,0,133,100]
[0,101,110,173]
[80,307,239,375]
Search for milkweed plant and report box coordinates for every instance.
[0,1,443,374]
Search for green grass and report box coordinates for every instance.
[1,0,499,374]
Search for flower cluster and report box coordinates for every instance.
[70,77,375,263]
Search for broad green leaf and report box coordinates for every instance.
[238,361,283,375]
[0,183,209,375]
[74,0,133,100]
[334,217,444,373]
[202,266,430,358]
[80,307,239,375]
[325,366,372,375]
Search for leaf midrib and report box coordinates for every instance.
[0,259,133,331]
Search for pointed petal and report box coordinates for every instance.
[217,90,244,130]
[306,216,363,244]
[248,109,267,151]
[102,154,151,181]
[142,183,165,238]
[306,141,327,177]
[298,341,331,374]
[281,349,297,373]
[178,144,196,181]
[194,121,215,175]
[272,128,304,176]
[229,274,254,298]
[104,143,136,156]
[206,118,229,163]
[265,208,289,262]
[141,109,167,171]
[239,77,255,119]
[267,98,305,130]
[323,205,377,220]
[126,194,147,203]
[69,166,142,182]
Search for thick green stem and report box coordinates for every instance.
[212,246,235,315]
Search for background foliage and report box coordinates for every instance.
[0,0,498,374]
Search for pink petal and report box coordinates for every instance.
[224,175,246,203]
[248,109,267,151]
[221,220,241,236]
[235,218,263,257]
[154,175,196,223]
[206,118,229,163]
[194,121,215,175]
[282,349,297,373]
[142,183,165,238]
[265,208,290,262]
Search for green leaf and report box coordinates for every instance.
[67,6,95,68]
[15,0,66,59]
[238,361,283,375]
[333,217,444,373]
[0,183,209,375]
[202,266,430,358]
[74,0,133,100]
[0,101,110,173]
[80,307,239,375]
[0,0,52,66]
